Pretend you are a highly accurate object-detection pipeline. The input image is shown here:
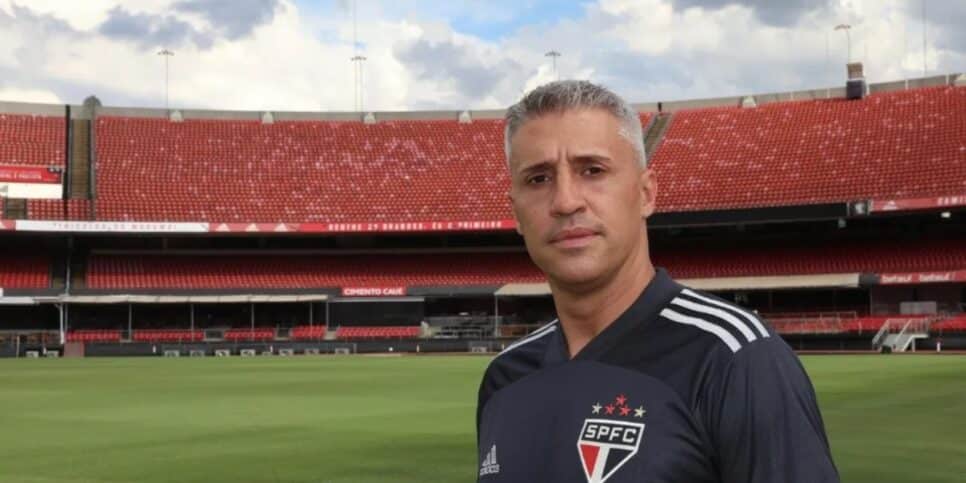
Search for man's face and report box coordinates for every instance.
[507,108,657,289]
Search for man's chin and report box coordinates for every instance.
[544,263,607,290]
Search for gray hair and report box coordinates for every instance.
[504,80,647,168]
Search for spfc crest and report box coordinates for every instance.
[576,394,646,483]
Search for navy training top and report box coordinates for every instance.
[476,267,839,483]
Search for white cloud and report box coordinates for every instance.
[0,86,61,103]
[0,0,961,111]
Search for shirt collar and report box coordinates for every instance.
[543,266,681,365]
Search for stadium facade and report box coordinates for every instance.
[1,72,964,358]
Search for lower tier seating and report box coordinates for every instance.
[132,329,204,342]
[66,330,122,342]
[336,326,421,339]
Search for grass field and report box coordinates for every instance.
[0,355,964,482]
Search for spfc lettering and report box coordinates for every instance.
[577,393,646,483]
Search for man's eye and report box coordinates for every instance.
[526,174,549,185]
[583,166,604,176]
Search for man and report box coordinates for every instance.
[476,80,839,483]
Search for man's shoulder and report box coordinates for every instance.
[479,320,558,395]
[653,284,775,357]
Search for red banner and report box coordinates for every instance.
[300,220,516,233]
[879,270,966,285]
[341,287,406,297]
[0,165,62,184]
[206,220,516,233]
[870,195,966,213]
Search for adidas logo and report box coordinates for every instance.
[479,444,500,476]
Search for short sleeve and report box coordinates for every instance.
[704,338,839,482]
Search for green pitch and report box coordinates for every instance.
[0,355,964,482]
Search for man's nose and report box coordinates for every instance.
[550,170,586,217]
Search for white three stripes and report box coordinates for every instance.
[681,288,769,338]
[660,308,743,353]
[662,290,769,353]
[670,297,758,343]
[500,290,767,356]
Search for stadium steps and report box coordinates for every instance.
[2,198,26,219]
[644,113,672,158]
[70,252,87,290]
[50,253,67,291]
[69,119,92,200]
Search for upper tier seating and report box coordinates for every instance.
[27,199,92,220]
[94,114,651,223]
[15,86,966,223]
[0,114,65,167]
[85,238,965,290]
[0,254,50,289]
[336,326,421,339]
[651,86,966,212]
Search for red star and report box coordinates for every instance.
[615,394,627,406]
[619,406,631,416]
[605,404,615,415]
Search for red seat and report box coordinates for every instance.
[83,237,965,290]
[27,199,93,220]
[223,328,275,341]
[335,326,421,340]
[932,315,966,333]
[92,114,652,223]
[132,329,203,342]
[290,325,327,340]
[66,330,122,342]
[651,86,966,212]
[0,253,51,288]
[0,114,65,167]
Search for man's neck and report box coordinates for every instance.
[551,248,655,359]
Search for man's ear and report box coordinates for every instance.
[639,168,657,219]
[508,191,523,235]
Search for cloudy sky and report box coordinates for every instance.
[0,0,963,111]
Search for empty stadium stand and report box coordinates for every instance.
[95,117,512,223]
[336,326,421,339]
[651,86,966,212]
[290,325,327,341]
[132,329,204,342]
[7,87,964,223]
[86,252,545,290]
[657,238,966,279]
[765,311,856,335]
[85,238,965,290]
[765,314,937,336]
[931,314,966,333]
[27,199,92,220]
[93,114,653,223]
[840,316,894,334]
[0,254,51,289]
[66,330,121,343]
[0,114,65,167]
[223,328,275,341]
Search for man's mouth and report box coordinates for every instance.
[549,228,599,248]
